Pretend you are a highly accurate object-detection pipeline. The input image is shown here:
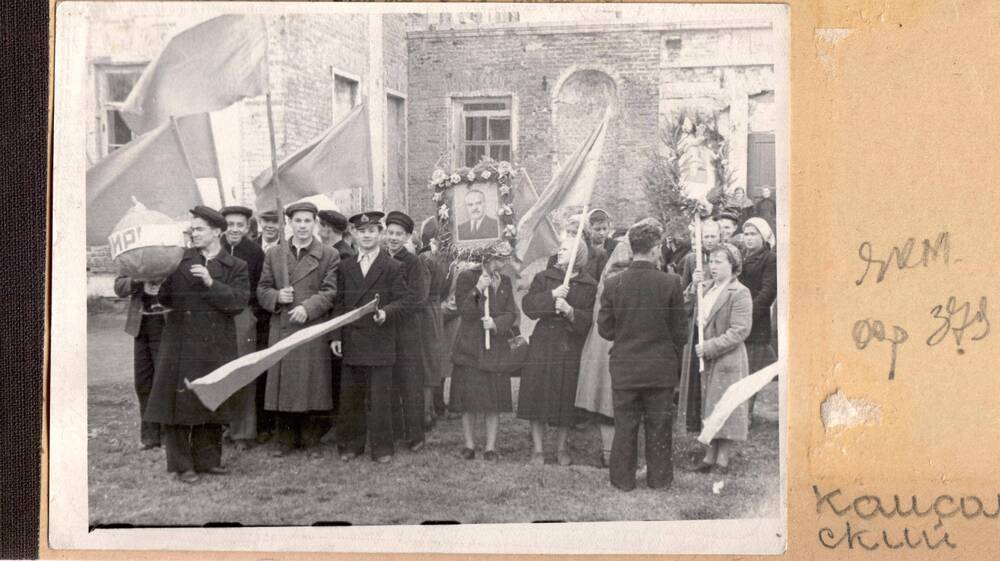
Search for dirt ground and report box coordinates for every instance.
[87,309,781,527]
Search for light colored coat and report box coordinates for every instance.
[257,238,340,412]
[699,277,752,441]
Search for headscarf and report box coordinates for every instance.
[743,217,775,247]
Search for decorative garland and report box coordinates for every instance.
[428,157,517,262]
[641,109,734,236]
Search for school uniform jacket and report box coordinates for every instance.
[332,250,407,367]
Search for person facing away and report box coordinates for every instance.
[597,220,687,492]
[143,206,250,484]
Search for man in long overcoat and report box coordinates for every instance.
[144,206,249,483]
[220,205,266,449]
[331,211,407,464]
[257,201,340,457]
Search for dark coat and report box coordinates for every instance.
[114,276,153,337]
[451,268,517,373]
[223,236,265,313]
[417,249,449,386]
[518,266,597,423]
[257,238,340,412]
[738,246,777,345]
[389,246,431,358]
[597,261,687,390]
[334,239,356,262]
[754,197,777,232]
[144,248,249,425]
[456,215,500,241]
[332,249,407,366]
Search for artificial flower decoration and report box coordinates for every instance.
[497,161,513,176]
[499,204,513,216]
[432,191,443,203]
[450,173,462,184]
[431,169,447,185]
[481,170,492,180]
[503,224,517,238]
[438,204,450,222]
[466,171,477,182]
[495,240,513,256]
[499,185,511,196]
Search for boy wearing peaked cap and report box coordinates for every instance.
[331,211,408,463]
[383,210,432,450]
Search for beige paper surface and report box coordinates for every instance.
[41,0,1000,558]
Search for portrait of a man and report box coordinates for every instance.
[455,187,500,241]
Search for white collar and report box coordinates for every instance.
[358,246,380,262]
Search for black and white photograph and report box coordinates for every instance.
[49,1,789,554]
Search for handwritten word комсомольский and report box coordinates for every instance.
[851,232,990,379]
[813,485,1000,550]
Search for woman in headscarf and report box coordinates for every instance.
[692,243,752,475]
[449,249,518,461]
[518,237,598,466]
[738,217,778,421]
[575,217,662,468]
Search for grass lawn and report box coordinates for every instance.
[88,309,781,527]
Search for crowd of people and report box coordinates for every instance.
[112,190,778,491]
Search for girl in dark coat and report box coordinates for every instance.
[738,217,778,420]
[449,252,518,461]
[518,238,598,466]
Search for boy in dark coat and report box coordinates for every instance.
[144,206,249,483]
[331,211,407,463]
[220,205,267,448]
[597,221,687,491]
[113,275,165,449]
[384,210,431,450]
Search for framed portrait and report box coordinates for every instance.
[452,181,501,243]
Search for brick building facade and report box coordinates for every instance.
[85,9,777,272]
[406,20,778,226]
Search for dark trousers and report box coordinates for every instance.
[337,364,394,459]
[134,316,163,447]
[391,356,425,443]
[163,424,223,473]
[433,385,447,416]
[685,327,703,433]
[610,387,675,491]
[274,412,330,450]
[255,315,275,435]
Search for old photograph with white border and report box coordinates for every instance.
[49,1,789,554]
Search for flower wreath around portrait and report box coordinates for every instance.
[428,157,517,262]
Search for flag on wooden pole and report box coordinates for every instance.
[120,14,269,134]
[697,363,780,444]
[187,298,379,412]
[86,121,201,246]
[515,113,609,268]
[252,103,372,211]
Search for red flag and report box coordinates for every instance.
[515,114,609,267]
[252,103,372,211]
[86,121,201,246]
[120,15,269,134]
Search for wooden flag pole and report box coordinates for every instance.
[563,204,589,288]
[482,256,492,351]
[264,92,289,287]
[694,212,706,372]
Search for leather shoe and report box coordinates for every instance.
[409,440,426,452]
[712,464,731,475]
[460,447,475,460]
[202,466,230,475]
[339,452,357,463]
[176,470,199,484]
[690,461,714,473]
[556,450,572,466]
[483,450,499,462]
[375,454,393,464]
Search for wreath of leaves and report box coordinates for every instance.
[428,156,517,263]
[641,109,734,238]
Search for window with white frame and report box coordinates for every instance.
[458,98,512,167]
[95,63,146,155]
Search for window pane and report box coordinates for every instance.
[465,116,488,141]
[489,144,511,162]
[488,118,510,141]
[108,109,133,146]
[465,144,486,167]
[107,72,141,102]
